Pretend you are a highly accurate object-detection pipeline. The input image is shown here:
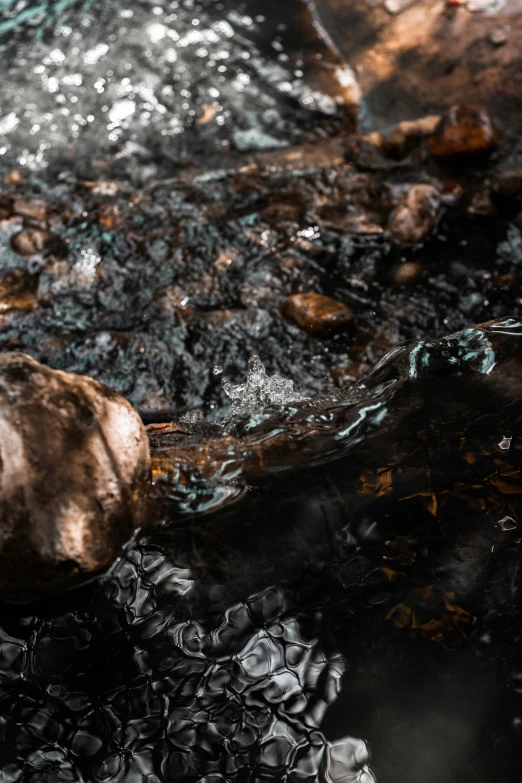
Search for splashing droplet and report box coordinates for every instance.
[213,365,223,375]
[221,355,306,416]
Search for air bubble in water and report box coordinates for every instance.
[498,435,512,450]
[498,516,517,531]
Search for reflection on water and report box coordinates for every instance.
[2,320,522,780]
[0,537,374,782]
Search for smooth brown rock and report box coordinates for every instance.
[13,199,47,222]
[387,184,440,244]
[0,354,151,602]
[428,105,499,162]
[11,228,50,256]
[279,293,355,339]
[392,261,424,285]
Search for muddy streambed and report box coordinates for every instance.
[1,1,522,782]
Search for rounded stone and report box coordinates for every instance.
[11,228,51,257]
[279,293,355,339]
[428,105,499,162]
[0,354,151,602]
[392,261,424,285]
[387,184,440,244]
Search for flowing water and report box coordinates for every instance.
[1,2,522,783]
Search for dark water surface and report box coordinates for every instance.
[3,320,522,782]
[1,2,522,783]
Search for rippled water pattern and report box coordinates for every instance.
[1,2,522,782]
[1,322,521,780]
[0,536,375,783]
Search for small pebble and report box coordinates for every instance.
[11,228,50,257]
[279,293,356,339]
[428,105,499,162]
[392,261,424,285]
[387,184,440,244]
[489,28,508,46]
[13,199,47,222]
[4,169,25,186]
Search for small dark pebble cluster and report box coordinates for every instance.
[0,103,521,417]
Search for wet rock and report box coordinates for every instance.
[489,28,508,47]
[386,184,440,244]
[11,228,51,256]
[382,115,440,159]
[279,293,355,339]
[491,170,522,215]
[0,354,150,602]
[4,169,24,186]
[428,105,499,162]
[13,199,47,222]
[391,261,424,285]
[384,0,419,13]
[0,269,38,314]
[98,203,122,230]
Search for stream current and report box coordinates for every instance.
[1,2,522,783]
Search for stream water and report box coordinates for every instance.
[1,2,522,783]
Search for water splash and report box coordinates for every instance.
[221,355,306,416]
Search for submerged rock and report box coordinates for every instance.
[0,354,150,602]
[428,104,499,162]
[279,293,356,339]
[386,184,440,244]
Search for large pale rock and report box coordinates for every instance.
[0,354,150,602]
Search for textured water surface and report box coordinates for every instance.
[1,2,522,783]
